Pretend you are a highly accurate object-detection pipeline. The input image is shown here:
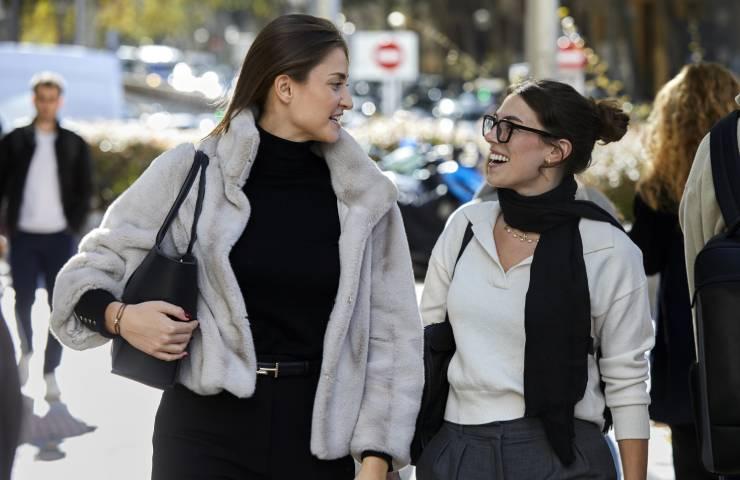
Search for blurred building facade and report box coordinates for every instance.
[566,0,740,100]
[1,0,737,101]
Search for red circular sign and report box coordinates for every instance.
[374,41,403,70]
[557,43,586,69]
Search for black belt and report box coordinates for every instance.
[256,361,320,378]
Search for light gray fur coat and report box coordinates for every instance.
[50,110,424,469]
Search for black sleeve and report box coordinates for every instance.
[0,136,9,223]
[75,289,118,338]
[627,193,674,275]
[361,450,393,473]
[72,136,94,232]
[0,310,22,480]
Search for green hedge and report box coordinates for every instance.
[90,141,165,211]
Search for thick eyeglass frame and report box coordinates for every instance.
[482,114,556,143]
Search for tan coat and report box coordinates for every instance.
[679,111,740,296]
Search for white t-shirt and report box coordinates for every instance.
[17,129,68,233]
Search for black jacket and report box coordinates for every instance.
[628,193,694,425]
[0,120,93,235]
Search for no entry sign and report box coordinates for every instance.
[350,31,419,81]
[374,41,403,70]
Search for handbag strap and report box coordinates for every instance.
[452,221,474,276]
[155,150,210,252]
[443,221,474,323]
[710,110,740,230]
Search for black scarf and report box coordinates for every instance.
[498,176,622,465]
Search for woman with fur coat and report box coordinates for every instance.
[50,14,422,480]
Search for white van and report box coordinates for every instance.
[0,42,124,130]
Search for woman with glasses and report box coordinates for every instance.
[49,14,422,480]
[417,80,653,479]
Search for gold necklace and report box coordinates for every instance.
[503,223,539,244]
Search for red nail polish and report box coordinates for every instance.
[185,312,192,320]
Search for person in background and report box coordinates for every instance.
[680,91,740,480]
[418,79,653,480]
[49,15,422,480]
[0,72,93,402]
[0,233,22,480]
[681,93,740,295]
[628,63,739,480]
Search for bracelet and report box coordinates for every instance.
[113,302,127,336]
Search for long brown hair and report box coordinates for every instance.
[638,63,739,212]
[209,14,348,137]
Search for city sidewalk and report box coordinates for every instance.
[4,287,675,479]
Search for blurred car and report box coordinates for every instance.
[380,142,484,277]
[432,91,495,121]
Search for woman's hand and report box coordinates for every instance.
[105,301,198,361]
[355,456,390,480]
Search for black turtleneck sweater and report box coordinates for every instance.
[231,126,340,360]
[75,126,341,361]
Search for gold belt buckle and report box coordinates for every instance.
[257,362,280,378]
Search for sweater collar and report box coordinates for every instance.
[199,109,398,221]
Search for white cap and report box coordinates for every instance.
[30,71,66,93]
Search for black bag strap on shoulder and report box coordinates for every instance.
[453,222,474,274]
[710,110,740,231]
[155,150,210,254]
[443,221,474,322]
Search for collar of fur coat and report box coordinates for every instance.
[198,109,398,223]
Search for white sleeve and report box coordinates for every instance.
[420,206,472,327]
[595,282,655,440]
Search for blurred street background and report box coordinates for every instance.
[1,0,739,479]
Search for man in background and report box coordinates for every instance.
[0,71,93,402]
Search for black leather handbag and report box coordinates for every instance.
[111,150,209,389]
[410,222,473,465]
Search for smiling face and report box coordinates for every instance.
[277,47,353,143]
[484,93,569,196]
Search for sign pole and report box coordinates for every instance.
[525,0,559,79]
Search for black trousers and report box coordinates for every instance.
[670,424,714,480]
[9,231,73,373]
[416,418,616,480]
[151,364,355,480]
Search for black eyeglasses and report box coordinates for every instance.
[482,114,555,143]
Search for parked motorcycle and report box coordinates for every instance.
[379,141,483,278]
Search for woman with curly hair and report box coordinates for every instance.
[628,63,739,480]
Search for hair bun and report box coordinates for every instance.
[592,99,629,143]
